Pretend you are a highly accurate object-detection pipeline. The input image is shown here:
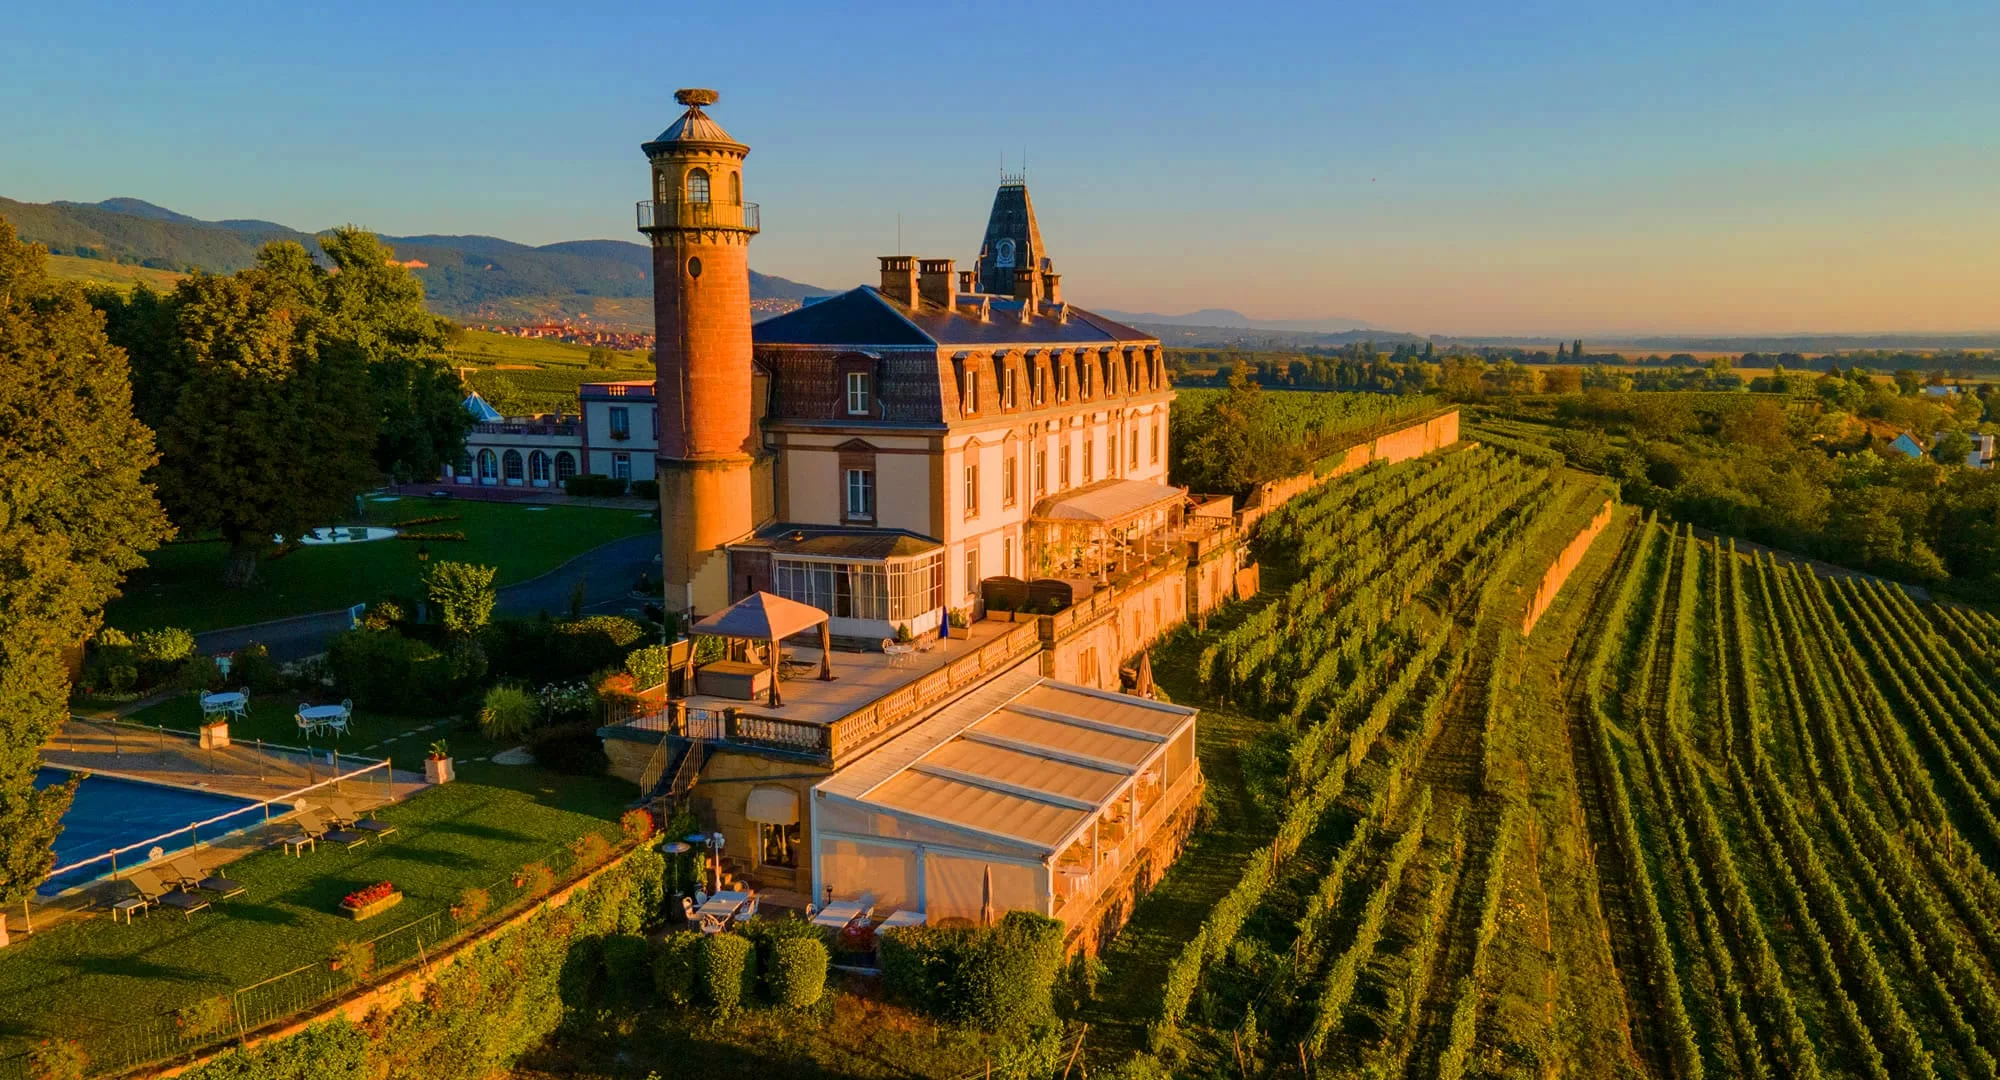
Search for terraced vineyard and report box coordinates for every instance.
[1576,521,2000,1080]
[1092,440,1636,1075]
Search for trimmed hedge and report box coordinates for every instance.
[697,933,756,1012]
[768,936,829,1008]
[625,644,672,689]
[629,479,659,501]
[879,911,1065,1031]
[563,474,627,497]
[652,932,702,1006]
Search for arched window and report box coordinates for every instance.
[729,172,741,205]
[477,449,498,482]
[554,451,578,482]
[655,171,669,202]
[686,168,710,204]
[529,450,550,484]
[502,449,524,483]
[995,238,1016,268]
[456,452,473,478]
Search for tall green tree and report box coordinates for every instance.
[425,561,499,637]
[105,252,378,585]
[100,230,472,584]
[0,219,171,904]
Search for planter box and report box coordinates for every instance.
[340,890,403,921]
[199,722,230,750]
[425,757,455,784]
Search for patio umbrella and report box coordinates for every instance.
[980,864,994,927]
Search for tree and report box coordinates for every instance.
[301,229,472,480]
[426,561,499,636]
[0,219,171,904]
[103,255,378,586]
[1932,430,1974,467]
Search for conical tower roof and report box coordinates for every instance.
[973,177,1047,294]
[644,88,746,155]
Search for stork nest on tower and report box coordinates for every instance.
[675,88,720,107]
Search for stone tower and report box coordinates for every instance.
[973,172,1047,295]
[639,88,760,617]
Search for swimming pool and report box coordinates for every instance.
[35,767,262,896]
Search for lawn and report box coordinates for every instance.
[0,773,632,1056]
[106,498,656,634]
[123,696,566,780]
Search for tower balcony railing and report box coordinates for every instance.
[636,199,760,232]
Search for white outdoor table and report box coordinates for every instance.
[202,692,247,712]
[298,704,349,733]
[811,898,871,930]
[697,891,750,922]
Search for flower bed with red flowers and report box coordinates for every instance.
[340,881,403,920]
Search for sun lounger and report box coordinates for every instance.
[129,867,209,919]
[295,808,369,851]
[168,854,246,899]
[323,798,397,837]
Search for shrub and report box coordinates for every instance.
[652,932,703,1006]
[620,808,655,844]
[599,933,654,1004]
[629,479,659,500]
[696,933,756,1012]
[878,911,1066,1031]
[555,615,647,674]
[537,679,597,722]
[572,832,612,868]
[766,935,830,1008]
[479,684,539,742]
[359,601,405,631]
[425,560,499,637]
[230,641,283,693]
[135,626,197,665]
[175,655,222,694]
[174,995,236,1039]
[27,1039,85,1080]
[563,474,628,497]
[329,939,374,981]
[327,629,458,712]
[527,720,610,775]
[176,1019,369,1080]
[625,644,673,689]
[516,861,556,898]
[451,886,490,924]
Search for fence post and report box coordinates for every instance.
[257,738,265,782]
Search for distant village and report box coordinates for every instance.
[473,298,804,350]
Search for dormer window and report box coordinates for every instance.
[1002,365,1017,409]
[686,168,710,204]
[996,238,1016,268]
[846,372,871,416]
[962,366,979,415]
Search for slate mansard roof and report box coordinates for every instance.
[752,287,1156,351]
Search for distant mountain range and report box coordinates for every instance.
[1095,307,1379,334]
[1,196,836,329]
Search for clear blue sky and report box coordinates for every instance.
[3,0,1995,335]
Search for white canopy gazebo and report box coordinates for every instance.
[691,591,835,708]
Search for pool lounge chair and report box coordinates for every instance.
[323,798,397,837]
[128,867,209,919]
[296,807,369,851]
[167,854,247,899]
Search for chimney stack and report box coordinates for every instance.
[1013,267,1041,305]
[1041,271,1061,306]
[958,269,975,295]
[918,258,957,309]
[878,256,917,306]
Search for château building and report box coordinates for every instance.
[590,90,1248,948]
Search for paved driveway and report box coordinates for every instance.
[195,533,662,662]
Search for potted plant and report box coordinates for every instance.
[425,739,454,785]
[198,717,230,750]
[338,880,403,921]
[947,607,970,639]
[893,622,913,645]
